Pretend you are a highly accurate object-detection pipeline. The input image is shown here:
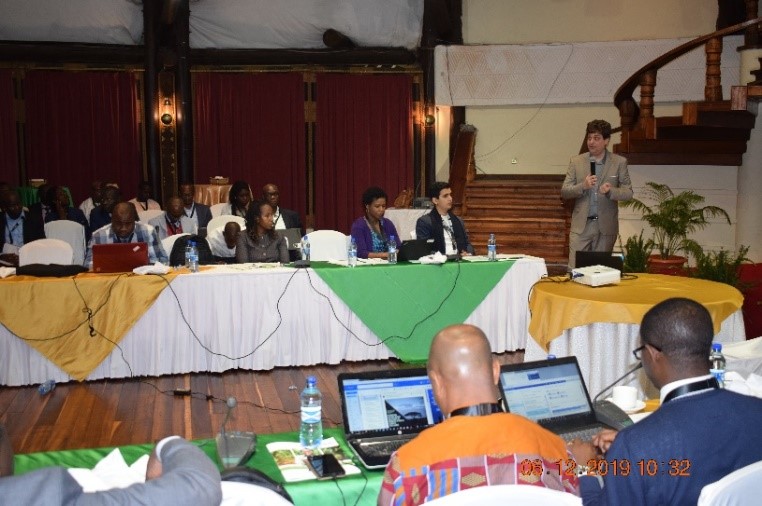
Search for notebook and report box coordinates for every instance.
[279,228,303,251]
[498,357,608,442]
[575,251,624,271]
[337,368,443,469]
[397,239,434,262]
[92,242,149,273]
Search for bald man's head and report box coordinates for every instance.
[427,324,500,415]
[111,202,137,239]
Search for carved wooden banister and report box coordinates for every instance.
[614,16,761,142]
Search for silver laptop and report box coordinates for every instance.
[499,357,611,442]
[338,368,443,469]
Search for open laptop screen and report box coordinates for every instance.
[500,359,593,424]
[341,373,443,435]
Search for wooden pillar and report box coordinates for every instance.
[142,0,161,203]
[743,0,760,48]
[173,0,193,188]
[705,37,724,101]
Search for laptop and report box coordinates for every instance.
[279,228,303,251]
[575,251,624,271]
[498,357,611,442]
[338,368,443,469]
[397,239,434,262]
[92,242,149,273]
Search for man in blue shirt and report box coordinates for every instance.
[0,191,45,266]
[569,297,762,505]
[86,202,167,266]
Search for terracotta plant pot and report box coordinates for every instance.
[647,255,687,275]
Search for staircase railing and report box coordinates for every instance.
[614,16,761,151]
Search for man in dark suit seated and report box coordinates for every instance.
[263,183,301,232]
[0,423,221,505]
[415,182,473,257]
[179,182,212,230]
[42,185,91,242]
[0,191,45,267]
[569,297,762,505]
[88,186,121,235]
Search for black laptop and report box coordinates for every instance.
[575,251,624,271]
[397,239,434,262]
[337,368,443,469]
[499,357,615,442]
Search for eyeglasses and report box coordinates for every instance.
[632,342,663,360]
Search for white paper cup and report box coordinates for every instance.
[612,385,638,410]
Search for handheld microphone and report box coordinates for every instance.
[589,157,596,178]
[593,362,643,405]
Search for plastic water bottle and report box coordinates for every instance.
[487,233,497,261]
[38,379,56,395]
[388,235,397,264]
[299,376,322,450]
[185,241,192,268]
[301,235,310,261]
[709,342,726,388]
[188,241,199,273]
[547,354,556,360]
[348,237,357,268]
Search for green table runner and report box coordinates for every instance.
[14,428,382,506]
[312,260,515,362]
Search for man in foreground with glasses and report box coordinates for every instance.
[569,297,762,505]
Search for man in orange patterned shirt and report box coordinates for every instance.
[377,324,579,506]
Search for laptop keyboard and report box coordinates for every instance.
[360,437,411,456]
[560,425,603,443]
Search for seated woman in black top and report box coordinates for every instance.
[235,200,288,264]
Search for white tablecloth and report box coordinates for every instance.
[0,258,547,386]
[524,311,746,399]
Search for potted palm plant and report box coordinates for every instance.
[692,245,751,288]
[620,231,654,273]
[620,182,731,274]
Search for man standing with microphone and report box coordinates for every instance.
[561,120,632,268]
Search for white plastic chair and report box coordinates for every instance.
[207,215,246,233]
[137,209,163,224]
[305,230,349,261]
[698,460,762,505]
[425,485,582,505]
[18,238,74,266]
[44,220,86,266]
[162,233,190,258]
[210,203,227,218]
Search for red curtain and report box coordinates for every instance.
[24,71,142,205]
[315,73,413,232]
[0,70,19,185]
[193,72,306,217]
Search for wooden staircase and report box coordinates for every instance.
[460,176,570,266]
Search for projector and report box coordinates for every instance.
[571,265,621,287]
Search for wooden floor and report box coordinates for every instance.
[1,352,524,455]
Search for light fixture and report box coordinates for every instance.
[424,105,436,127]
[161,97,173,125]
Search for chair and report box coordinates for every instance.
[207,215,246,233]
[18,239,74,266]
[137,209,163,224]
[210,203,227,218]
[424,485,582,505]
[44,220,86,266]
[305,230,349,261]
[698,460,762,505]
[723,336,762,379]
[162,233,190,258]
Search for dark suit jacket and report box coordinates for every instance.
[191,203,213,229]
[0,438,222,505]
[580,386,762,505]
[415,209,473,255]
[0,211,45,251]
[280,207,301,231]
[88,207,111,235]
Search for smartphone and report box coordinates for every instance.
[306,454,346,480]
